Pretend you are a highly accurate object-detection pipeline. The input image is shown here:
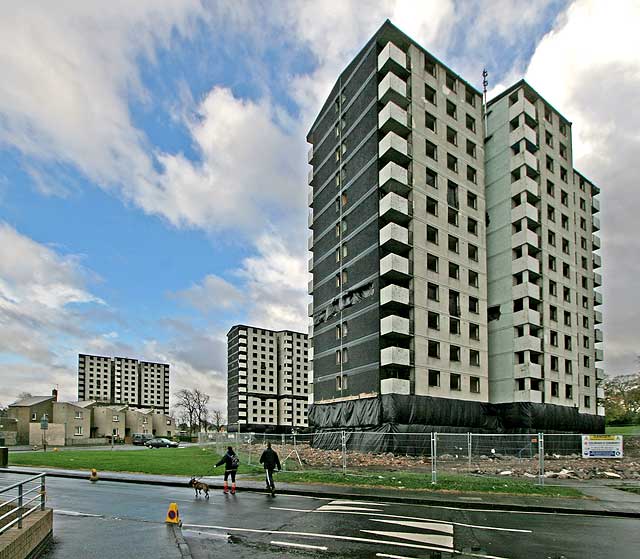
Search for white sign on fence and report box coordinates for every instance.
[581,434,623,458]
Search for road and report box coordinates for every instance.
[1,472,639,558]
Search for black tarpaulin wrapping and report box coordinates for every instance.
[307,397,381,429]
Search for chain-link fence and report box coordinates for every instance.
[198,431,640,485]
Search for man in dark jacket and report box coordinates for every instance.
[259,442,281,496]
[215,446,239,494]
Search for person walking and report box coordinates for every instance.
[215,446,239,494]
[259,441,281,496]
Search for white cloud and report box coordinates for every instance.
[0,223,105,404]
[173,273,243,313]
[524,0,640,374]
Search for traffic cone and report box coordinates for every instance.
[165,502,181,526]
[89,468,99,482]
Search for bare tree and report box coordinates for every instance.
[173,389,198,436]
[17,392,32,400]
[193,389,210,432]
[211,410,225,432]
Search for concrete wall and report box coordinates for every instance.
[7,401,54,445]
[29,423,65,447]
[0,505,52,559]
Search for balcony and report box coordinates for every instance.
[596,386,605,399]
[509,124,538,148]
[514,335,542,353]
[380,346,410,367]
[593,215,600,231]
[513,308,541,326]
[512,254,540,276]
[593,253,602,269]
[511,175,540,200]
[596,367,605,380]
[380,223,410,254]
[594,291,603,306]
[308,188,313,207]
[594,272,602,287]
[511,229,540,250]
[379,161,410,195]
[592,234,601,250]
[511,202,538,223]
[308,168,314,185]
[508,96,537,123]
[308,278,313,295]
[592,196,600,214]
[307,146,314,164]
[378,101,410,136]
[514,362,543,379]
[307,301,313,317]
[380,315,410,338]
[308,211,313,228]
[307,234,313,250]
[378,42,409,78]
[379,132,410,166]
[512,282,541,301]
[595,328,603,343]
[380,284,410,308]
[510,150,539,174]
[595,348,604,362]
[514,389,543,404]
[380,253,410,280]
[378,72,409,108]
[308,256,313,272]
[380,192,410,224]
[594,309,603,324]
[380,377,410,395]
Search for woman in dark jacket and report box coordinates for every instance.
[215,446,239,494]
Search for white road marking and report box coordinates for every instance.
[377,553,511,559]
[362,529,453,548]
[328,500,382,506]
[318,505,384,512]
[271,541,328,551]
[369,518,454,534]
[54,510,103,517]
[271,507,313,513]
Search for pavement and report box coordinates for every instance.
[2,465,640,517]
[2,469,640,559]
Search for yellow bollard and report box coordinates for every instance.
[165,502,181,525]
[89,468,99,482]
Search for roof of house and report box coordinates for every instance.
[9,396,55,408]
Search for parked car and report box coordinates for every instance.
[145,437,179,448]
[132,433,154,446]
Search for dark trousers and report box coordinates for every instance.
[224,470,237,482]
[265,468,275,489]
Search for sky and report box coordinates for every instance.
[1,0,639,416]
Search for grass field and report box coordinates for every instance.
[605,425,640,435]
[9,447,263,476]
[251,470,583,497]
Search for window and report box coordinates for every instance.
[426,167,437,188]
[335,350,341,365]
[342,348,349,363]
[446,126,457,145]
[546,156,554,172]
[342,269,348,284]
[549,280,557,296]
[551,381,559,396]
[336,376,342,390]
[470,350,480,367]
[565,359,573,375]
[448,262,459,280]
[561,190,569,206]
[448,207,458,226]
[427,225,439,244]
[467,191,477,210]
[425,56,437,77]
[550,305,558,322]
[516,378,526,391]
[465,87,476,107]
[450,373,461,391]
[425,83,437,104]
[545,130,554,147]
[450,345,461,362]
[341,193,348,207]
[335,223,341,238]
[427,254,439,272]
[469,323,480,341]
[468,243,478,261]
[564,310,572,326]
[548,255,556,271]
[428,340,440,358]
[448,234,459,253]
[446,72,457,92]
[544,106,553,123]
[466,139,476,158]
[548,231,556,247]
[466,114,476,132]
[447,153,458,172]
[342,244,348,258]
[467,165,477,184]
[468,269,479,288]
[426,196,438,216]
[560,167,568,182]
[446,100,457,119]
[113,415,119,422]
[428,311,440,330]
[447,180,459,208]
[449,317,461,335]
[74,411,83,420]
[31,412,37,421]
[425,111,437,132]
[565,385,573,399]
[427,282,439,301]
[584,395,591,408]
[584,375,591,388]
[564,335,572,350]
[428,369,440,387]
[467,217,478,236]
[335,247,340,263]
[469,296,479,314]
[426,139,438,160]
[75,426,83,436]
[547,180,555,197]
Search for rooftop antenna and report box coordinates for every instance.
[482,68,489,135]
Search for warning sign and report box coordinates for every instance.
[582,435,623,458]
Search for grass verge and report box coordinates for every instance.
[9,447,264,476]
[255,470,583,497]
[615,486,640,495]
[605,425,640,435]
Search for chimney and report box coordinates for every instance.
[52,388,58,401]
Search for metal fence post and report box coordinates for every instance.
[18,483,23,529]
[467,432,472,471]
[431,432,437,485]
[341,430,347,476]
[40,476,46,511]
[538,432,545,486]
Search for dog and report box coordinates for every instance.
[188,477,210,499]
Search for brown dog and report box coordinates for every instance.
[188,477,210,499]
